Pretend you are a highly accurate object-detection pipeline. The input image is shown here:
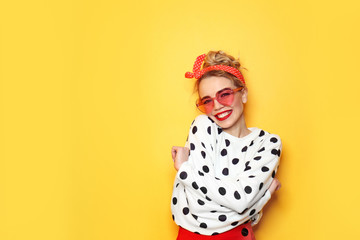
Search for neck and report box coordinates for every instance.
[223,116,251,138]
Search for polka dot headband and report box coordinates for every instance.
[185,53,245,85]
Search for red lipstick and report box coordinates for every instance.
[214,110,232,121]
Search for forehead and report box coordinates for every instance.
[198,76,235,98]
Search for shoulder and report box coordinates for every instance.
[190,115,218,131]
[252,128,281,141]
[188,115,219,139]
[257,129,282,156]
[251,128,282,148]
[192,114,216,126]
[264,131,281,144]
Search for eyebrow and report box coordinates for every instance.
[200,87,232,101]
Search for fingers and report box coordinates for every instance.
[171,146,190,171]
[171,146,181,161]
[171,147,177,161]
[275,179,281,191]
[268,178,281,195]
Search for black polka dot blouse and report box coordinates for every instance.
[171,115,282,236]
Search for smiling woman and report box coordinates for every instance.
[171,51,282,240]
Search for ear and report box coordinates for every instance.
[241,86,248,103]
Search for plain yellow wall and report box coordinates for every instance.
[1,0,360,239]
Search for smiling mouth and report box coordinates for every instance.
[215,110,232,121]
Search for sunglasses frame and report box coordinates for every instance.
[196,87,244,113]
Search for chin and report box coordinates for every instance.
[213,117,235,129]
[212,111,242,130]
[216,121,234,129]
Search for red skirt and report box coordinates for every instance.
[177,222,256,240]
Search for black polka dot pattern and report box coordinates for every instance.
[271,149,279,155]
[250,209,256,216]
[200,223,207,228]
[261,166,269,172]
[200,187,207,194]
[218,215,227,222]
[241,227,249,236]
[234,191,241,200]
[218,187,226,195]
[172,116,282,235]
[258,147,265,152]
[244,186,252,194]
[183,207,189,215]
[244,161,251,171]
[179,172,187,180]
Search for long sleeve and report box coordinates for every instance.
[177,132,281,214]
[171,115,282,235]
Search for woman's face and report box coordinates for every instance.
[198,76,247,131]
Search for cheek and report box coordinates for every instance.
[231,97,243,111]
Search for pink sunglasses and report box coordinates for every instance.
[196,87,244,114]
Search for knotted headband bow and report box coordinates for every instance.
[185,54,245,85]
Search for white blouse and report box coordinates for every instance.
[171,115,282,235]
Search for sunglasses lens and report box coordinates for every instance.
[196,89,238,113]
[197,99,213,114]
[217,90,234,106]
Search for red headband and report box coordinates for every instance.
[185,54,245,85]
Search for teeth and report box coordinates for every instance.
[217,111,231,118]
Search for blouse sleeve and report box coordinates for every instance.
[176,118,282,215]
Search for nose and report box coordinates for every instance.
[213,99,224,111]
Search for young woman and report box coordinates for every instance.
[171,51,282,240]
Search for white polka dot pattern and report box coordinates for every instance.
[185,54,246,85]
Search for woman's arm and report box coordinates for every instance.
[172,146,190,171]
[176,127,282,215]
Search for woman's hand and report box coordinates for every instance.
[268,178,281,195]
[171,146,190,171]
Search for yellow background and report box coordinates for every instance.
[1,0,360,239]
